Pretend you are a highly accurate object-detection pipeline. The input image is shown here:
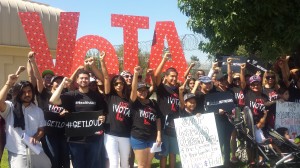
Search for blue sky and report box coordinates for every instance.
[36,0,208,62]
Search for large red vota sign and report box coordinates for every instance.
[19,12,187,81]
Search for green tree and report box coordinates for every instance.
[178,0,300,61]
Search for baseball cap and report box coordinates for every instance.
[184,93,196,101]
[199,76,212,83]
[249,75,261,84]
[42,69,55,78]
[50,76,64,84]
[137,82,148,90]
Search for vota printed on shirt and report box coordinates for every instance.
[168,93,180,112]
[113,102,130,121]
[250,99,265,115]
[139,106,156,125]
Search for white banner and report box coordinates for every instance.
[275,101,300,138]
[174,113,223,168]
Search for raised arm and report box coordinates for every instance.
[227,58,233,84]
[191,80,200,94]
[256,110,268,129]
[184,62,195,79]
[28,51,44,93]
[240,63,246,90]
[146,69,156,95]
[85,57,104,82]
[99,52,110,94]
[27,59,36,87]
[154,52,171,86]
[278,57,290,87]
[179,79,188,110]
[0,74,19,112]
[49,77,71,105]
[130,66,142,102]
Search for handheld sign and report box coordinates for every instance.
[246,59,267,73]
[174,114,223,168]
[204,91,235,113]
[65,111,103,137]
[275,101,300,138]
[44,112,65,135]
[220,56,247,73]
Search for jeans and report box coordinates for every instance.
[104,134,131,168]
[69,136,103,168]
[46,135,70,168]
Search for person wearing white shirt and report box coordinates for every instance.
[0,73,51,168]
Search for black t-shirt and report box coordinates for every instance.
[131,99,161,141]
[244,90,269,124]
[228,84,245,107]
[263,86,278,101]
[104,93,132,137]
[60,90,105,141]
[38,89,65,136]
[156,83,180,137]
[288,84,300,103]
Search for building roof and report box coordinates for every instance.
[0,0,63,50]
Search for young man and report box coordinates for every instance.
[0,73,51,168]
[154,52,180,168]
[50,69,106,168]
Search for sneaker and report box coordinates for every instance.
[230,156,238,163]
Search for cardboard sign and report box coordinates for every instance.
[220,56,247,73]
[275,101,300,138]
[44,112,65,135]
[65,111,103,137]
[174,114,223,168]
[204,91,235,113]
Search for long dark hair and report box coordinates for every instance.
[110,75,128,97]
[12,81,35,130]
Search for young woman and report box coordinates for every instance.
[130,81,162,168]
[100,52,139,168]
[262,70,279,101]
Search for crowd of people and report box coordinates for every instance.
[0,51,299,168]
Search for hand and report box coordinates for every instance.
[28,51,35,61]
[212,62,218,70]
[30,136,39,145]
[240,63,246,70]
[190,62,196,67]
[227,57,233,64]
[163,52,171,61]
[59,109,69,116]
[196,113,201,117]
[7,74,19,85]
[99,51,106,61]
[146,69,154,75]
[134,66,142,75]
[255,71,261,76]
[77,65,85,70]
[219,109,225,115]
[179,84,185,93]
[263,109,269,115]
[16,66,26,75]
[62,77,72,87]
[98,115,106,123]
[156,136,162,147]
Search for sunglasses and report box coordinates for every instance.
[233,78,240,81]
[266,76,275,80]
[113,82,124,86]
[124,75,133,79]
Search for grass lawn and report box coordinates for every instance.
[0,150,8,168]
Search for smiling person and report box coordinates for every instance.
[0,72,51,168]
[154,52,180,168]
[100,52,139,168]
[50,68,106,168]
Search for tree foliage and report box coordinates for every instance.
[178,0,300,61]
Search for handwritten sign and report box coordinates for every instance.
[174,113,223,168]
[65,111,103,137]
[275,101,300,138]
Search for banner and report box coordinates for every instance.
[174,114,223,168]
[44,112,65,135]
[246,59,267,73]
[65,111,103,137]
[204,91,235,113]
[275,101,300,138]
